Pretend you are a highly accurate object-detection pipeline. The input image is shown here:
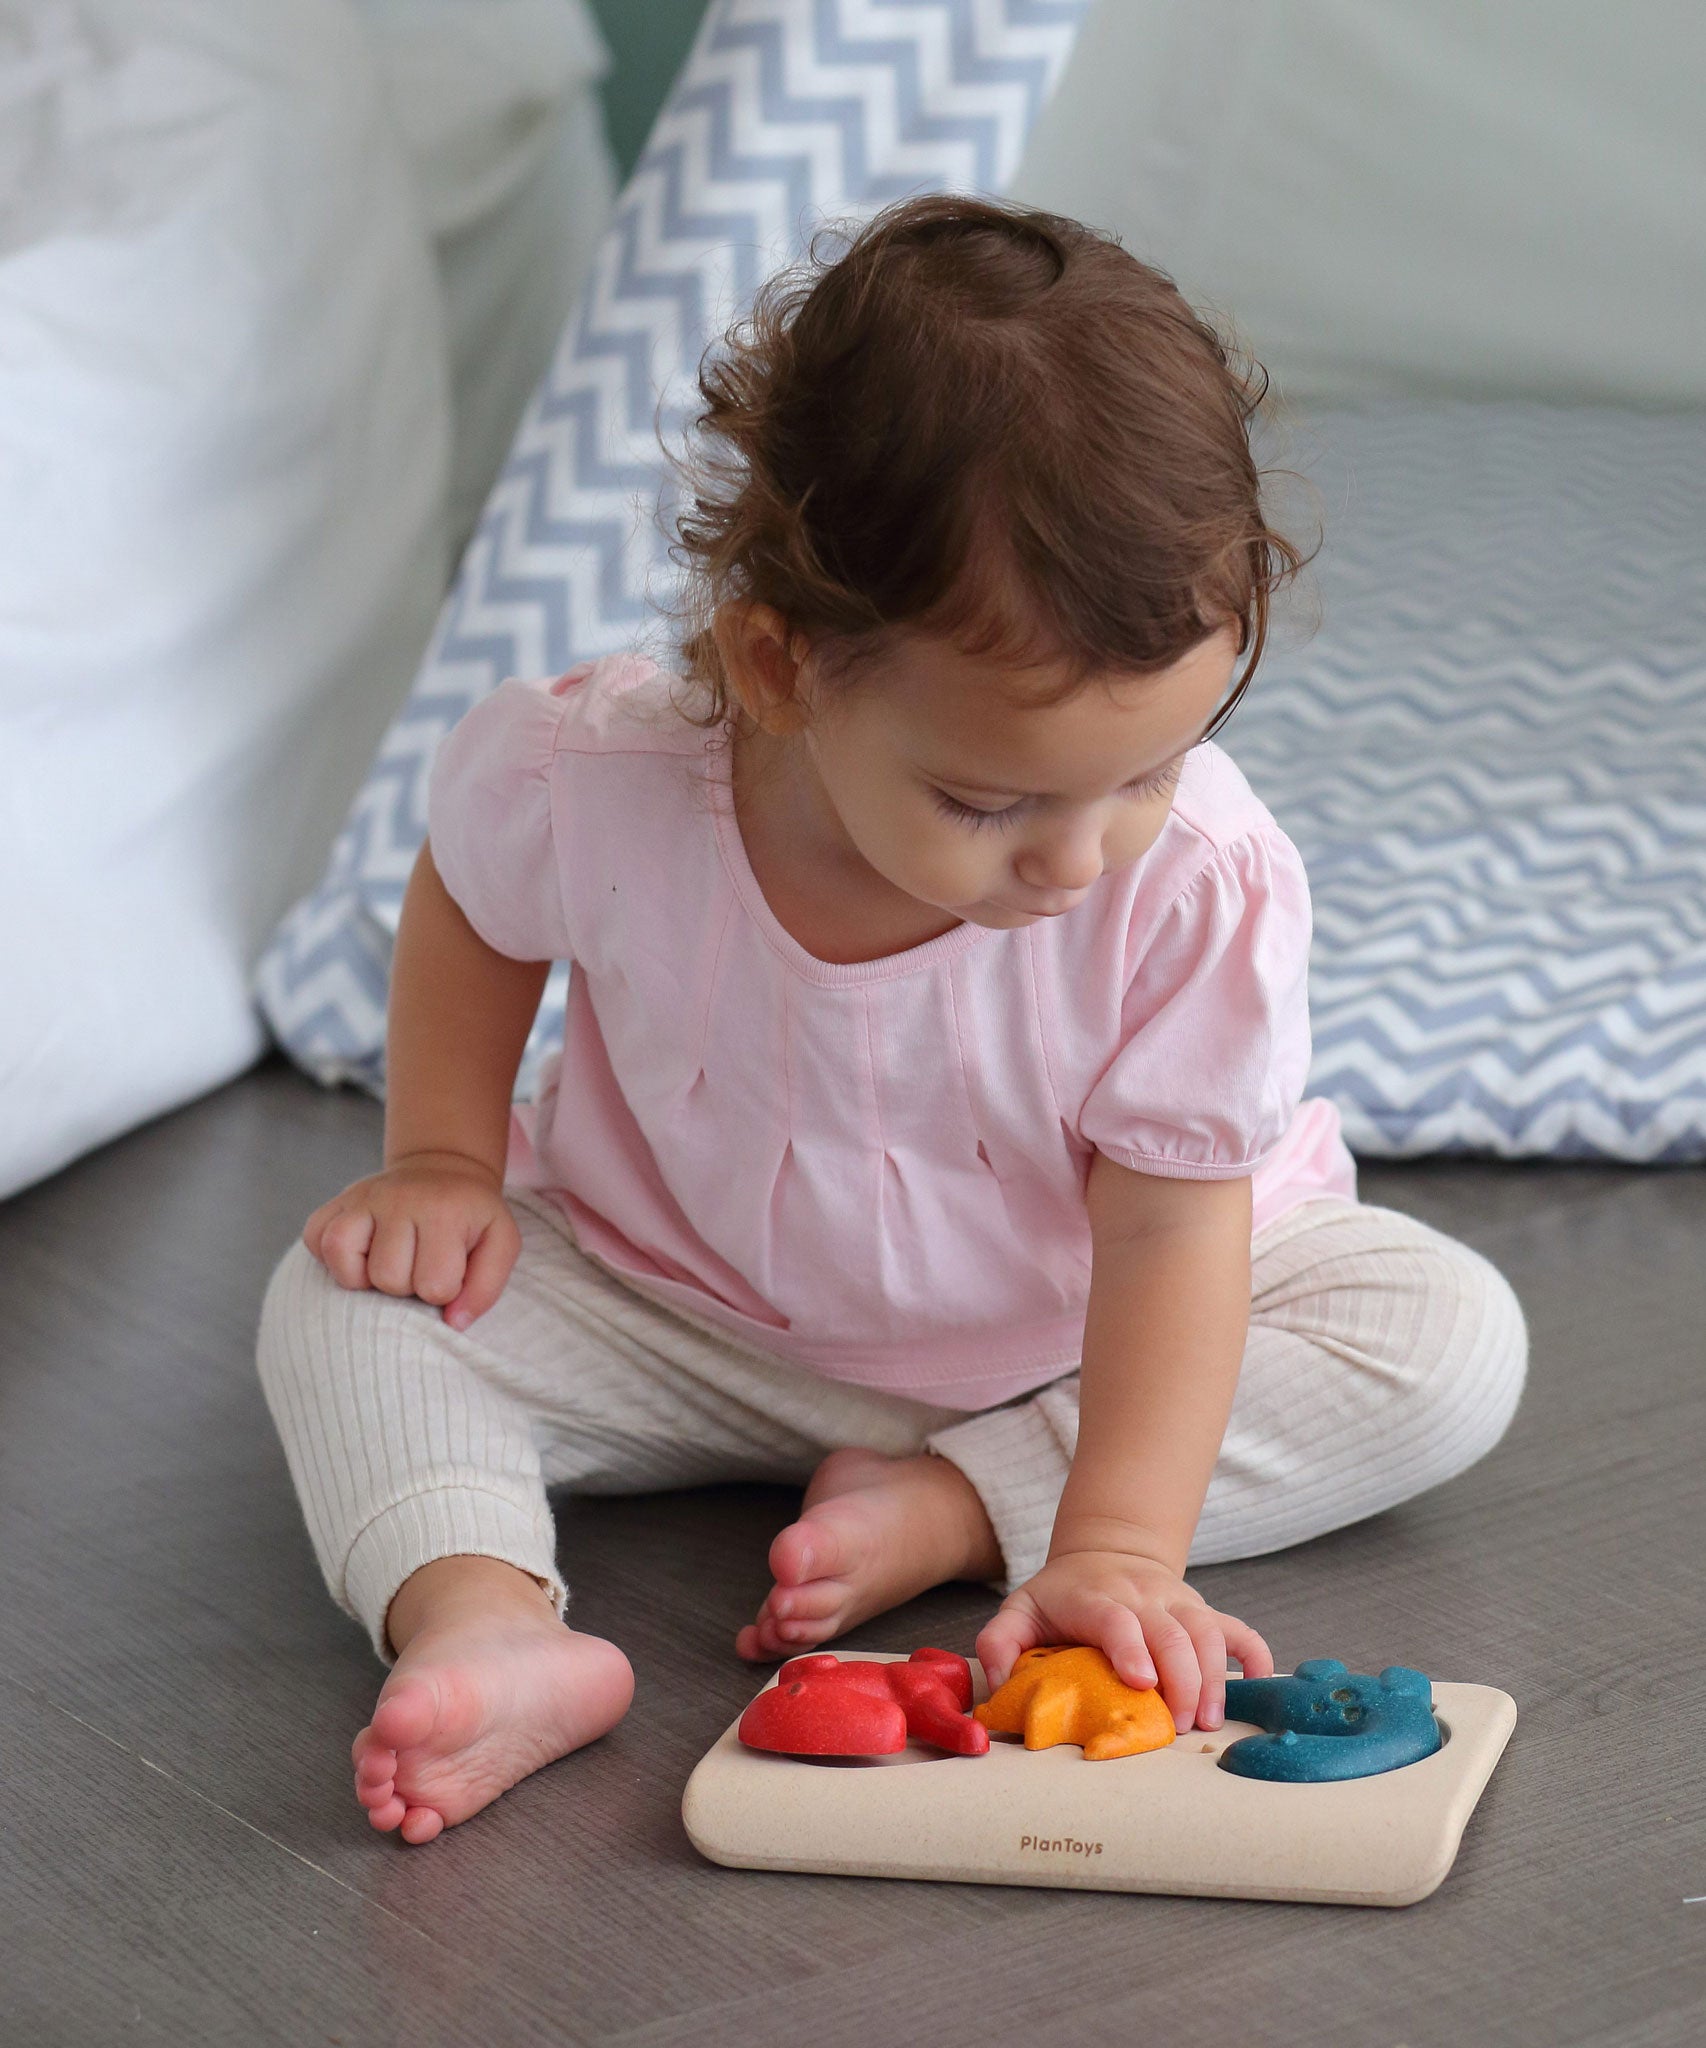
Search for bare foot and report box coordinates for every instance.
[351,1556,634,1845]
[736,1447,1002,1662]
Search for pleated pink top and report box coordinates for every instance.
[427,654,1355,1409]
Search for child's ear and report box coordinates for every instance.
[713,602,811,733]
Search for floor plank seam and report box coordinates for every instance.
[4,1674,429,1939]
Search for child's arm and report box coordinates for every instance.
[302,839,550,1327]
[1060,1156,1253,1577]
[383,839,551,1183]
[974,1152,1276,1733]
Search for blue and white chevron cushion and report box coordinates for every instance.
[254,0,1090,1106]
[1226,400,1706,1161]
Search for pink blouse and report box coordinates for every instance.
[427,655,1356,1410]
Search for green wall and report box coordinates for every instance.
[586,0,714,179]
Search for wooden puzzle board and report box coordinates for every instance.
[683,1655,1517,1908]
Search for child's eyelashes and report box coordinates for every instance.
[929,762,1182,832]
[932,789,1024,831]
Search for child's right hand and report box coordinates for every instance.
[302,1152,522,1331]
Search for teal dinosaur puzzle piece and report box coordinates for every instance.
[1218,1658,1442,1782]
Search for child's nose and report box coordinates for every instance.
[1016,829,1103,895]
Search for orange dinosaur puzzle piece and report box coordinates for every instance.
[974,1645,1177,1761]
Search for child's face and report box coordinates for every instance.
[799,624,1240,929]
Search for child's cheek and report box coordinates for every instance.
[1107,806,1170,872]
[856,798,983,908]
[917,826,1002,904]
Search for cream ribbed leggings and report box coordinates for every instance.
[256,1191,1527,1661]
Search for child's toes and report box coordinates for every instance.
[748,1613,792,1660]
[355,1746,396,1789]
[774,1615,835,1646]
[356,1769,397,1810]
[772,1577,848,1623]
[366,1793,408,1833]
[775,1591,851,1651]
[399,1805,444,1846]
[768,1515,860,1590]
[771,1592,851,1647]
[737,1603,798,1661]
[352,1729,400,1812]
[369,1676,439,1755]
[754,1585,793,1630]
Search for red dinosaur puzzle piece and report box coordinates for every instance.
[738,1649,991,1757]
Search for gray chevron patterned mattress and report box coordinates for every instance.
[1229,400,1706,1159]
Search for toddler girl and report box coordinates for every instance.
[257,195,1528,1846]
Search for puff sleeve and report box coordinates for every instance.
[425,673,580,962]
[1078,827,1314,1178]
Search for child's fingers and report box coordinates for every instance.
[445,1211,521,1330]
[1141,1611,1204,1733]
[1092,1603,1158,1693]
[410,1222,469,1309]
[1220,1615,1274,1680]
[1176,1610,1228,1728]
[314,1206,376,1290]
[301,1200,335,1262]
[366,1216,420,1297]
[975,1604,1041,1690]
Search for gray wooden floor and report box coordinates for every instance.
[2,1056,1702,2047]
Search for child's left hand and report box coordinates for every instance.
[975,1549,1275,1735]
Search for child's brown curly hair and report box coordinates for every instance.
[669,192,1316,731]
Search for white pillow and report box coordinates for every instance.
[354,0,616,559]
[0,0,450,1199]
[1014,0,1706,407]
